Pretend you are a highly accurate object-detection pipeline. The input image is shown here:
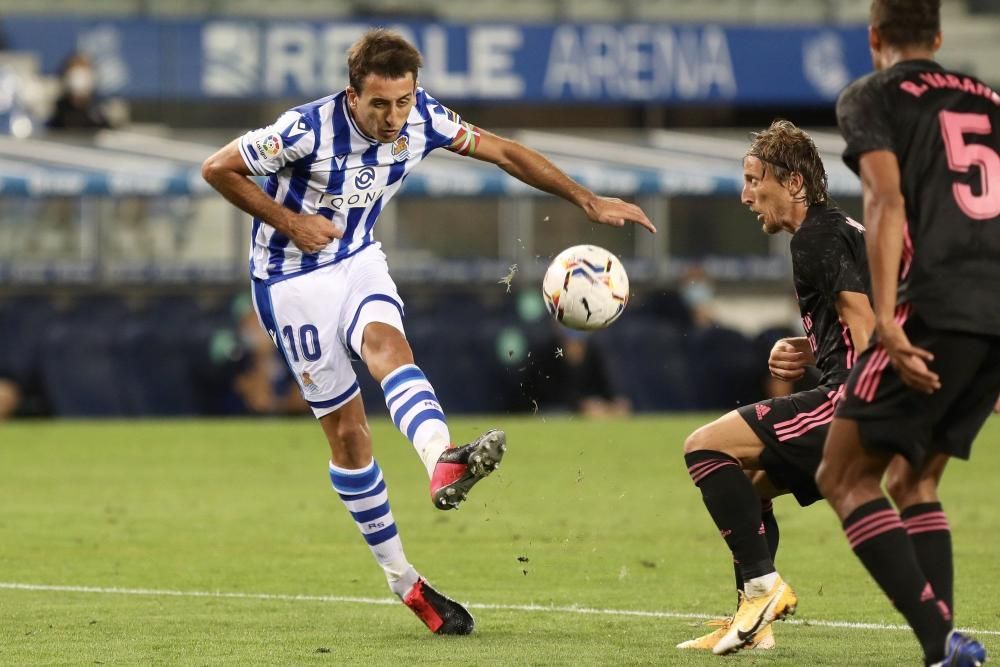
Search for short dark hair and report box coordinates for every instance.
[347,28,423,93]
[871,0,940,49]
[746,119,829,206]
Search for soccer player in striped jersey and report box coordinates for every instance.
[202,28,655,636]
[678,120,875,655]
[817,2,999,664]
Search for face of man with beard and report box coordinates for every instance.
[741,155,799,235]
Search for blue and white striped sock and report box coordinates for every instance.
[329,458,418,597]
[381,364,451,477]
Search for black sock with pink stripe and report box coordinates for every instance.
[732,498,780,606]
[843,498,951,663]
[685,450,774,581]
[901,502,953,617]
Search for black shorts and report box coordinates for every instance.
[737,384,843,507]
[836,311,1000,466]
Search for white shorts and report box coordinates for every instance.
[250,245,404,418]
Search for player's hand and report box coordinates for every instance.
[993,393,1000,413]
[877,320,941,394]
[768,339,808,381]
[284,213,342,254]
[583,196,657,233]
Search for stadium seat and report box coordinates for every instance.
[595,319,695,411]
[40,299,131,416]
[405,316,508,414]
[685,325,760,410]
[116,298,208,416]
[0,296,52,383]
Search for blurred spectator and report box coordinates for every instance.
[0,66,34,137]
[0,371,51,419]
[47,53,110,131]
[0,377,19,418]
[521,325,631,418]
[966,0,1000,14]
[207,294,309,416]
[678,265,717,329]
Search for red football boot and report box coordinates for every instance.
[430,429,506,510]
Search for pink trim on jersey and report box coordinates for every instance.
[900,221,914,280]
[687,458,740,485]
[773,386,845,442]
[853,303,913,402]
[845,508,905,549]
[840,319,856,369]
[903,511,951,535]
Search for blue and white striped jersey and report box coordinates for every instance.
[238,88,466,282]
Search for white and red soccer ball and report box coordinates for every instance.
[542,244,629,331]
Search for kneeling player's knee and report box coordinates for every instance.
[683,426,711,455]
[814,460,839,500]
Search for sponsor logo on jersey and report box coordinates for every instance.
[756,404,771,421]
[354,166,376,190]
[255,132,282,159]
[391,134,410,162]
[318,187,385,213]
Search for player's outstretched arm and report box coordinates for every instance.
[459,129,656,233]
[202,140,340,254]
[858,150,939,394]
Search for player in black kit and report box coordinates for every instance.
[679,119,875,655]
[815,2,1000,666]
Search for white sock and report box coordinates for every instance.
[744,571,780,598]
[381,364,451,476]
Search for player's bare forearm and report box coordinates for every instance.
[483,135,594,207]
[468,131,655,232]
[859,151,906,333]
[865,195,906,333]
[836,290,875,353]
[202,141,294,232]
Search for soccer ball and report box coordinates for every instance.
[542,245,629,330]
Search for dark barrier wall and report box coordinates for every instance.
[0,289,791,418]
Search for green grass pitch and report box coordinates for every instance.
[2,416,998,665]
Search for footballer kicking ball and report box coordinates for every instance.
[542,245,629,331]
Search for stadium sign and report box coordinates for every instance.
[3,18,869,104]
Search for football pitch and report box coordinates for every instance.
[2,416,998,666]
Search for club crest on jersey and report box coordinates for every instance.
[301,372,319,395]
[391,135,410,162]
[255,133,282,159]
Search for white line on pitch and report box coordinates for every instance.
[2,581,998,637]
